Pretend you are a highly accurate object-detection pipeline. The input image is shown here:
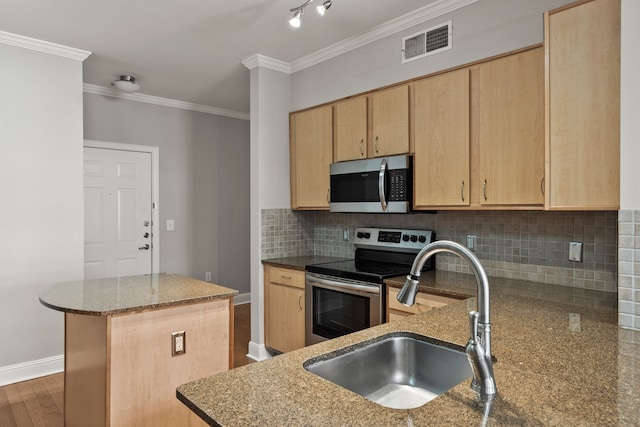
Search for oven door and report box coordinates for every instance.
[305,273,382,346]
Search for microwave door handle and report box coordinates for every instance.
[378,158,388,212]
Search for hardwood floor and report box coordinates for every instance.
[0,303,252,426]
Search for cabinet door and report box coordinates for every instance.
[477,48,545,206]
[265,281,305,353]
[334,97,367,162]
[290,105,333,209]
[413,69,470,208]
[369,85,410,157]
[264,266,305,354]
[546,0,620,210]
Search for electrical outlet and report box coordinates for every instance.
[569,242,583,262]
[343,228,349,241]
[171,331,186,356]
[166,219,175,231]
[205,272,212,282]
[466,235,476,251]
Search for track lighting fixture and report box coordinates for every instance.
[317,0,331,16]
[289,0,332,28]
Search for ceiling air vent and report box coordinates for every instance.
[402,20,452,64]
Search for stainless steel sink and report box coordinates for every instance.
[303,332,472,409]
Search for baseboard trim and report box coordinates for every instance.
[247,341,271,362]
[0,355,64,386]
[234,292,250,305]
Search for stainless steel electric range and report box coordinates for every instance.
[305,227,435,346]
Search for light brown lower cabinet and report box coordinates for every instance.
[264,265,306,353]
[64,299,232,427]
[386,287,464,321]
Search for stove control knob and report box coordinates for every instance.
[357,232,364,239]
[363,232,371,239]
[402,234,410,242]
[418,235,427,243]
[410,235,418,242]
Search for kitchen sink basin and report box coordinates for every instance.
[303,332,472,409]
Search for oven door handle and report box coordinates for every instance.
[378,158,388,212]
[307,276,380,295]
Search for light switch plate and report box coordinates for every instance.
[569,242,583,262]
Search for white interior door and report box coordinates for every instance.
[84,147,153,279]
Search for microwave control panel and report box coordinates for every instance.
[388,169,409,201]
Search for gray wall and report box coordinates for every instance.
[0,42,84,379]
[83,94,251,294]
[290,0,574,111]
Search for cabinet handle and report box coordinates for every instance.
[280,275,291,281]
[483,179,488,201]
[540,177,545,196]
[298,295,303,311]
[359,139,364,157]
[375,136,379,154]
[461,180,465,202]
[327,189,330,204]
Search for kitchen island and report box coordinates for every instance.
[177,270,640,426]
[40,273,237,427]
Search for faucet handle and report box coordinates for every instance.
[468,311,479,342]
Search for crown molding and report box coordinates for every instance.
[0,31,91,61]
[242,54,291,73]
[83,84,249,120]
[290,0,478,73]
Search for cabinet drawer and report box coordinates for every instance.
[268,267,305,289]
[387,287,462,315]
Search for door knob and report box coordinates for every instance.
[138,244,150,250]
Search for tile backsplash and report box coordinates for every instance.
[618,210,640,329]
[261,209,618,292]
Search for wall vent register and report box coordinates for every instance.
[402,20,452,63]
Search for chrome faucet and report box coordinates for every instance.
[397,240,497,399]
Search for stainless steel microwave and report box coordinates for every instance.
[329,155,412,213]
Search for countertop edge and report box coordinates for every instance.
[39,291,238,316]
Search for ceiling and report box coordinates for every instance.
[0,0,445,116]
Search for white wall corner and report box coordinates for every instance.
[0,355,64,386]
[242,54,292,73]
[0,30,90,61]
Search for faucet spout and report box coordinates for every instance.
[397,240,497,398]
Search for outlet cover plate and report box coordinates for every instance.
[171,331,186,356]
[569,242,583,262]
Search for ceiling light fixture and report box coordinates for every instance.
[289,0,332,28]
[111,75,141,93]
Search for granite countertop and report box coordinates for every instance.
[262,255,351,270]
[177,270,640,426]
[39,273,238,316]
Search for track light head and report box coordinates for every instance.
[317,0,331,16]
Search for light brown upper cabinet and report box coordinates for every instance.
[290,105,333,210]
[334,96,368,162]
[545,0,620,210]
[369,85,410,157]
[476,47,545,207]
[413,68,470,208]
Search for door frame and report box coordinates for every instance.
[83,139,160,274]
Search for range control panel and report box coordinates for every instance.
[354,227,434,252]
